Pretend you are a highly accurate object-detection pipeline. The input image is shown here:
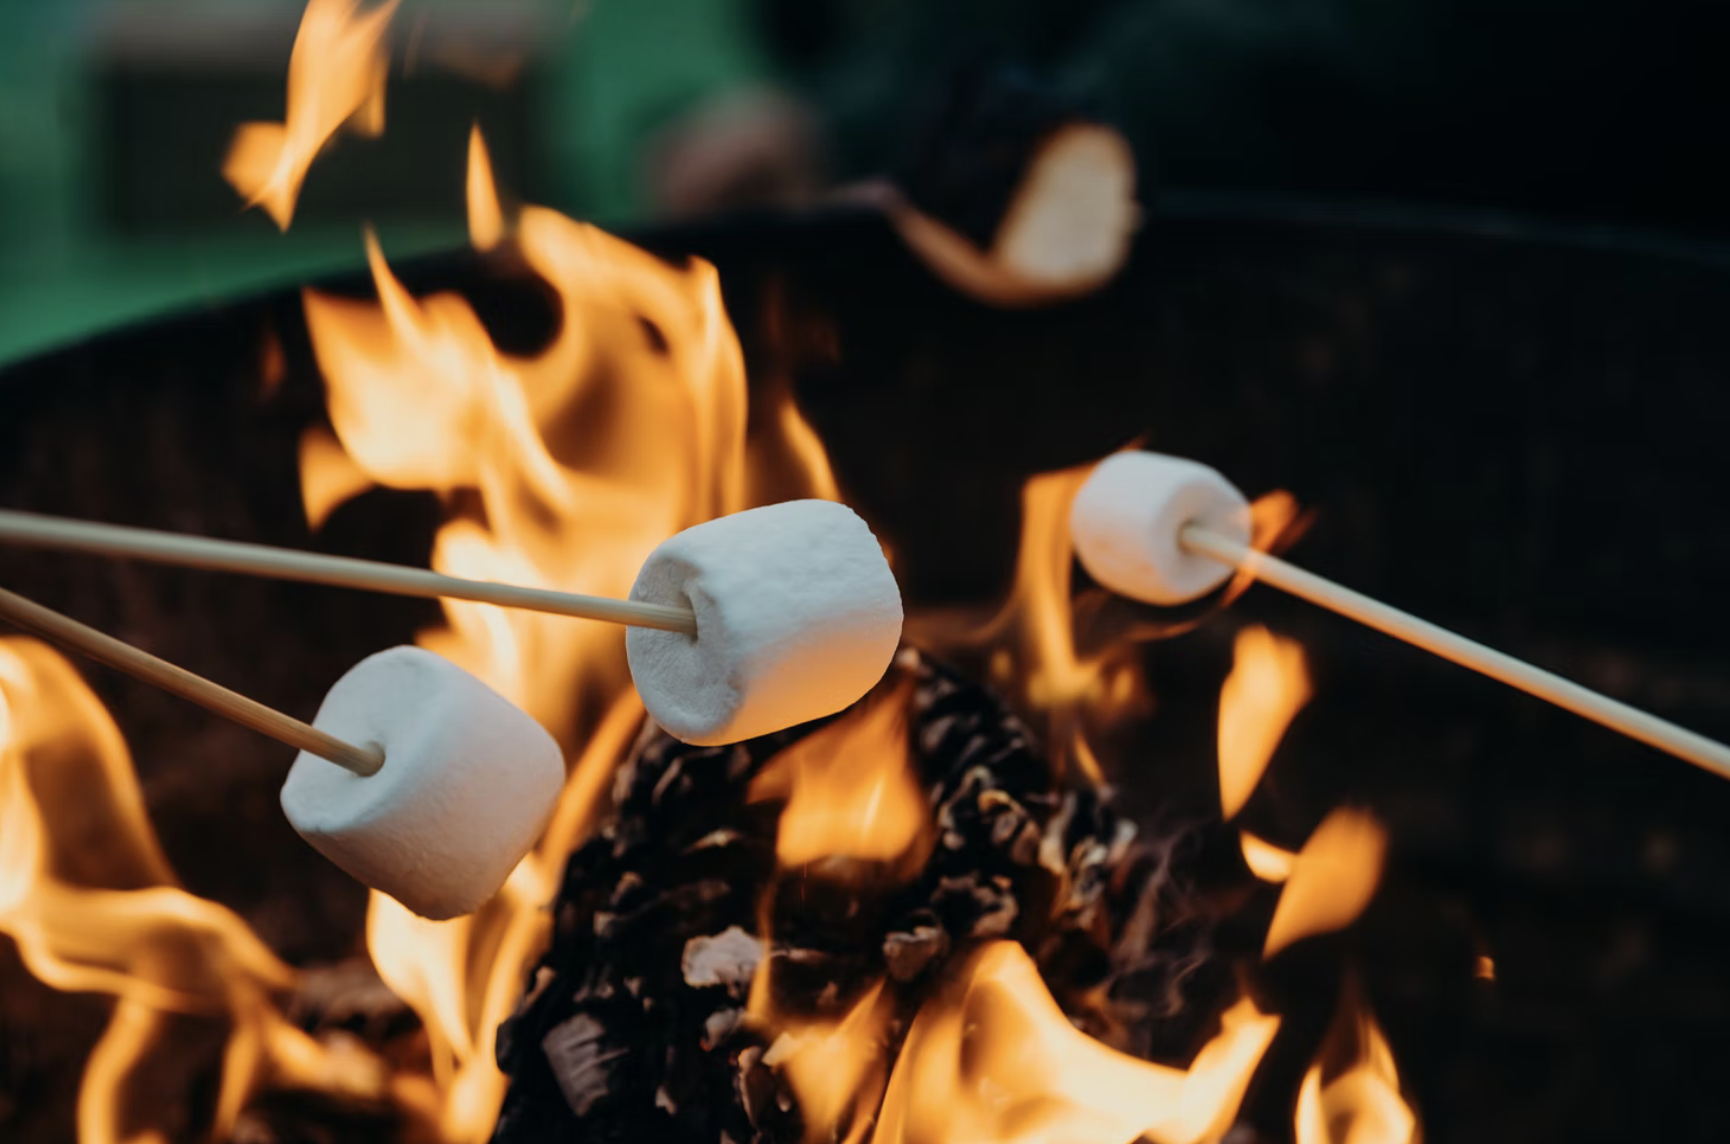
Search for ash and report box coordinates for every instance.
[492,649,1212,1143]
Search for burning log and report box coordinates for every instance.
[490,648,1213,1143]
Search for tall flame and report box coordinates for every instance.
[296,130,815,1133]
[223,0,401,230]
[1218,625,1312,821]
[0,638,421,1142]
[303,208,747,736]
[873,942,1279,1144]
[945,464,1124,784]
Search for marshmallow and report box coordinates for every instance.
[280,647,565,920]
[626,500,903,745]
[1070,451,1251,606]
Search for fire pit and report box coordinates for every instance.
[6,5,1730,1143]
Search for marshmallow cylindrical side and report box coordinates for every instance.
[1070,451,1251,606]
[626,500,904,746]
[280,646,565,920]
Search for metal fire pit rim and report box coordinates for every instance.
[6,194,1730,382]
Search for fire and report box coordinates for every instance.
[1218,625,1312,820]
[748,677,929,869]
[467,124,505,251]
[762,981,895,1144]
[295,109,842,1135]
[302,207,748,735]
[1295,982,1418,1144]
[1264,809,1389,959]
[935,463,1123,783]
[297,423,375,531]
[874,942,1279,1144]
[0,637,422,1142]
[5,0,1429,1132]
[745,679,926,1137]
[223,0,401,230]
[918,460,1308,789]
[1240,831,1298,882]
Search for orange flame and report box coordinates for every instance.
[915,462,1305,790]
[295,127,837,1135]
[1218,624,1312,820]
[467,124,505,252]
[762,980,894,1144]
[748,677,929,868]
[223,0,401,230]
[1240,831,1298,882]
[1264,809,1389,959]
[926,463,1126,784]
[0,638,426,1142]
[1296,983,1418,1144]
[873,942,1279,1144]
[297,423,376,531]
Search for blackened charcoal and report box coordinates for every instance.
[541,1013,625,1118]
[492,650,1211,1144]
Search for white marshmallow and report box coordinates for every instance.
[626,500,903,746]
[1070,451,1251,606]
[280,646,565,920]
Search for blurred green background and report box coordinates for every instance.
[4,0,1727,368]
[0,0,777,366]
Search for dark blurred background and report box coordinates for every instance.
[2,0,1728,364]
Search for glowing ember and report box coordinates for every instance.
[1264,809,1389,959]
[223,0,401,230]
[873,941,1279,1144]
[1295,983,1418,1144]
[1218,624,1312,821]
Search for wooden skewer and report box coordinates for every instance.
[0,509,698,636]
[1180,524,1730,782]
[0,584,383,776]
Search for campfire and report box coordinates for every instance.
[5,2,1729,1143]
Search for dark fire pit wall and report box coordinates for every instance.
[1,205,1730,1142]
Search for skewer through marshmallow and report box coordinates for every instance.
[0,500,904,742]
[0,584,564,918]
[1070,451,1730,781]
[0,499,903,916]
[280,647,565,919]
